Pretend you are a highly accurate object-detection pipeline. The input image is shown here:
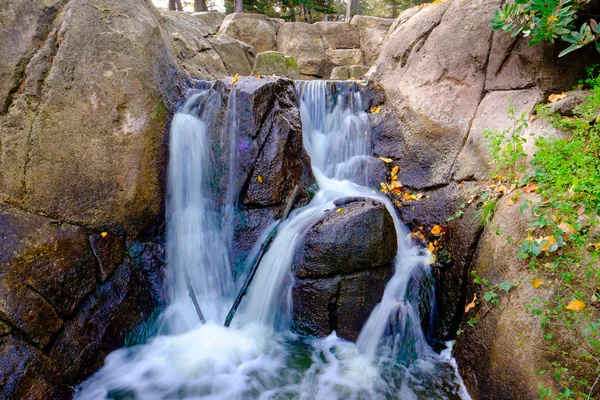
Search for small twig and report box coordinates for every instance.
[184,267,205,324]
[224,185,300,327]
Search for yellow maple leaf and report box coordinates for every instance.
[378,157,393,163]
[431,225,442,235]
[100,232,108,238]
[370,105,381,114]
[231,73,239,85]
[566,299,585,312]
[336,207,344,213]
[548,92,567,103]
[257,175,263,183]
[391,165,399,177]
[428,242,435,253]
[465,293,477,312]
[531,278,543,288]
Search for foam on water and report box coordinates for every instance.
[76,80,470,400]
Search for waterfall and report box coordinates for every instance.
[75,79,470,400]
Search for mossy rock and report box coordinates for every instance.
[252,51,300,79]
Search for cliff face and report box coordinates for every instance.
[368,1,600,398]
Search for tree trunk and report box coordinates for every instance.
[345,0,352,22]
[175,0,184,11]
[234,0,243,12]
[391,1,398,18]
[194,0,207,12]
[168,0,176,10]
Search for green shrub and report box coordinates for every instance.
[491,0,600,57]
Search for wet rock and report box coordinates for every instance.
[191,11,225,31]
[0,203,98,346]
[201,77,315,271]
[0,335,70,400]
[48,239,165,385]
[294,201,397,279]
[292,201,397,341]
[350,15,394,65]
[277,23,330,78]
[89,233,125,282]
[219,13,281,54]
[293,266,393,341]
[252,51,300,79]
[315,21,360,50]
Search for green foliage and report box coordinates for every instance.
[460,67,600,400]
[482,100,529,181]
[491,0,600,57]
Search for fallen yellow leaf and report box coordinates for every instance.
[370,105,381,114]
[231,73,239,85]
[507,191,520,206]
[566,299,585,312]
[431,225,442,236]
[336,208,344,213]
[391,165,399,176]
[548,92,567,103]
[257,175,263,183]
[390,180,402,189]
[428,242,435,253]
[539,236,557,252]
[465,293,477,312]
[523,183,538,193]
[531,278,543,288]
[378,157,393,163]
[101,232,108,238]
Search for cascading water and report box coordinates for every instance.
[76,79,470,400]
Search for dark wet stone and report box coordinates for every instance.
[0,335,70,399]
[48,239,166,385]
[293,266,393,341]
[294,201,397,279]
[90,233,126,282]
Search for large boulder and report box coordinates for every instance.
[0,0,186,235]
[315,21,360,50]
[326,49,364,67]
[162,10,255,77]
[350,15,394,65]
[252,51,300,78]
[292,200,397,341]
[371,0,598,190]
[277,22,331,78]
[192,77,315,269]
[219,13,281,54]
[191,11,225,31]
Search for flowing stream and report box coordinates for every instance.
[76,80,470,400]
